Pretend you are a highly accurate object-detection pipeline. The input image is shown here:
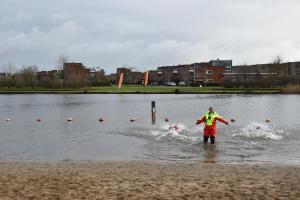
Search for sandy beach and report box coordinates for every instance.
[0,161,299,200]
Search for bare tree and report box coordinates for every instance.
[272,55,283,64]
[1,63,16,75]
[19,65,39,88]
[1,63,17,88]
[56,55,68,71]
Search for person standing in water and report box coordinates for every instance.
[196,107,229,144]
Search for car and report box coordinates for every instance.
[151,82,158,86]
[165,82,176,86]
[169,82,176,86]
[178,82,186,86]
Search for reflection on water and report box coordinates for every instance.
[0,94,299,164]
[202,144,218,163]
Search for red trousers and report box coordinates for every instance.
[204,125,216,136]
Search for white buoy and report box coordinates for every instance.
[130,118,135,122]
[67,117,73,122]
[6,118,11,122]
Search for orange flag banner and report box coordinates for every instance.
[144,71,149,87]
[118,73,124,89]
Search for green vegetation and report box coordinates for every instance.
[0,85,283,94]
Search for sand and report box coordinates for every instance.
[0,161,299,200]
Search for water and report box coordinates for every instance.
[0,94,299,164]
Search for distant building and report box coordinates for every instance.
[0,73,6,80]
[90,68,109,86]
[37,70,63,88]
[63,63,90,88]
[157,66,174,83]
[157,62,226,85]
[209,59,232,73]
[117,68,132,84]
[106,73,118,84]
[228,61,300,82]
[287,62,300,77]
[117,68,143,84]
[194,64,225,85]
[148,70,159,83]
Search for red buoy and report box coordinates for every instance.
[99,118,104,122]
[37,118,42,122]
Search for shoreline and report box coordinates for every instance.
[0,91,285,94]
[0,86,289,94]
[1,161,299,199]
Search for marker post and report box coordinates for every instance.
[151,101,156,125]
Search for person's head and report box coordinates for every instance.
[209,107,214,113]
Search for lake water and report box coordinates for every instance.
[0,94,299,164]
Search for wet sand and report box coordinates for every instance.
[0,161,299,200]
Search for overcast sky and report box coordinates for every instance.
[1,0,300,73]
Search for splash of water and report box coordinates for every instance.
[232,122,285,140]
[148,123,199,143]
[161,123,186,132]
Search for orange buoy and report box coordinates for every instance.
[99,118,104,122]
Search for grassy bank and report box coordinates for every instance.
[86,85,282,94]
[0,85,283,94]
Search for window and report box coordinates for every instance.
[206,70,213,74]
[205,79,213,83]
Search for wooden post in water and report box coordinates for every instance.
[151,101,156,125]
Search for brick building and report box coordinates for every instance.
[194,64,225,84]
[37,70,63,88]
[106,73,118,84]
[90,69,109,86]
[209,59,232,73]
[117,68,143,84]
[148,70,159,83]
[63,63,90,88]
[156,62,225,85]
